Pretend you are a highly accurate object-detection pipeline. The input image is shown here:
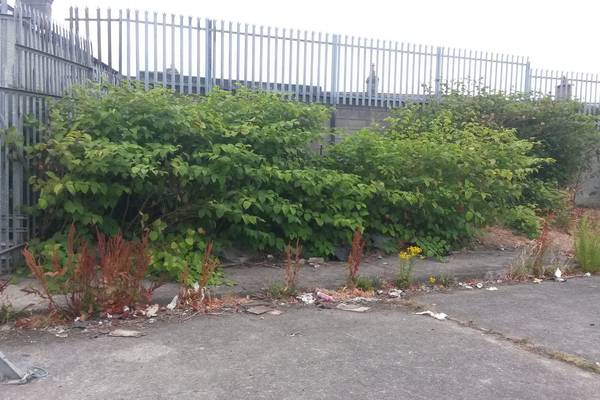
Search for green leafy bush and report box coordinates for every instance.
[28,84,370,281]
[388,90,599,188]
[324,111,546,252]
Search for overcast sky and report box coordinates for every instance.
[50,0,598,74]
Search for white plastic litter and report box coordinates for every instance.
[166,295,178,310]
[415,310,448,320]
[336,303,370,312]
[388,289,403,298]
[486,287,498,291]
[533,278,543,284]
[554,268,565,282]
[145,304,159,318]
[475,282,484,289]
[108,329,144,338]
[297,293,315,304]
[584,272,592,277]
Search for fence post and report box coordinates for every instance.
[524,60,531,93]
[205,18,213,93]
[435,46,442,99]
[330,34,339,106]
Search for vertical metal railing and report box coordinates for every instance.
[64,5,600,110]
[0,0,96,273]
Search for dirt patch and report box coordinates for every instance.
[475,227,532,250]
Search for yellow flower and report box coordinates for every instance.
[399,251,412,261]
[408,246,422,256]
[428,275,436,284]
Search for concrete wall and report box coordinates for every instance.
[333,104,390,135]
[575,152,600,208]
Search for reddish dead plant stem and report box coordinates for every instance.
[22,224,157,318]
[347,229,364,288]
[284,240,302,293]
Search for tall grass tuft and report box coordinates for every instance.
[575,215,600,273]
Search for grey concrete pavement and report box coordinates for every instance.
[417,276,600,363]
[1,303,599,400]
[5,249,518,311]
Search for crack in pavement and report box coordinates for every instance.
[402,299,600,375]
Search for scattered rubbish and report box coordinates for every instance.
[307,257,325,264]
[297,293,315,304]
[533,278,543,284]
[377,255,383,260]
[268,310,284,316]
[2,366,48,386]
[388,289,403,298]
[289,330,302,337]
[475,282,484,289]
[336,303,370,312]
[486,287,499,291]
[316,291,335,302]
[554,268,566,282]
[49,326,68,338]
[145,304,159,318]
[266,254,274,260]
[376,290,384,295]
[108,329,144,338]
[166,295,179,311]
[192,282,200,292]
[351,296,378,303]
[458,282,473,289]
[123,306,130,313]
[245,306,274,315]
[415,310,448,321]
[312,264,320,269]
[584,272,592,277]
[382,262,389,265]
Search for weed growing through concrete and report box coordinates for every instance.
[575,214,600,273]
[21,224,158,319]
[178,241,220,310]
[507,216,555,279]
[347,229,364,288]
[396,246,422,289]
[284,240,302,294]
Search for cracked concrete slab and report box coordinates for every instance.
[1,304,599,399]
[417,276,600,363]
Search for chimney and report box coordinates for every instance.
[21,0,53,18]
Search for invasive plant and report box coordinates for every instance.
[324,112,547,254]
[284,240,302,294]
[347,229,364,288]
[355,276,383,291]
[396,246,422,289]
[177,241,219,310]
[507,216,553,279]
[21,224,158,318]
[575,215,600,273]
[387,88,600,188]
[28,84,368,265]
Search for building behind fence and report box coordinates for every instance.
[1,0,600,272]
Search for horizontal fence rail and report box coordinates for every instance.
[65,6,600,112]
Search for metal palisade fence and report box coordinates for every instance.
[66,5,600,111]
[0,1,97,272]
[2,0,600,272]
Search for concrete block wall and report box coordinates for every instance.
[575,152,600,208]
[333,104,390,134]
